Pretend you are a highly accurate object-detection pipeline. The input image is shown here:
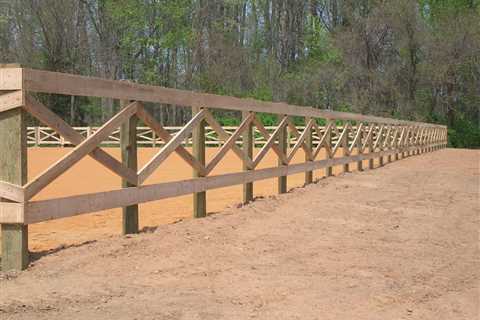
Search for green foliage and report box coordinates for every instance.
[216,116,241,126]
[256,113,277,126]
[447,115,480,149]
[4,0,478,148]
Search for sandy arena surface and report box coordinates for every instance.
[0,148,479,319]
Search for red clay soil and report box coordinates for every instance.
[0,148,479,319]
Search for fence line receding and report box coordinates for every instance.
[0,66,447,270]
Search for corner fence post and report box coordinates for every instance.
[242,111,253,203]
[1,64,29,270]
[120,99,139,234]
[278,115,287,194]
[305,117,313,185]
[192,106,207,218]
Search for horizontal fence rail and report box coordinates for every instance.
[0,66,447,270]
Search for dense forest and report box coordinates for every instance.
[0,0,478,147]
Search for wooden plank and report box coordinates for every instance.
[22,68,443,128]
[24,143,439,224]
[0,203,24,224]
[252,117,288,165]
[205,112,255,175]
[0,181,25,203]
[324,121,333,177]
[368,125,375,169]
[24,96,138,185]
[138,109,206,184]
[135,105,206,176]
[203,110,254,169]
[252,116,289,168]
[378,125,387,167]
[120,99,138,235]
[242,111,254,204]
[342,122,351,173]
[192,106,206,218]
[286,118,314,163]
[0,90,24,113]
[353,124,364,171]
[348,123,364,153]
[278,115,287,194]
[0,105,28,271]
[304,117,313,185]
[24,102,138,200]
[331,123,349,156]
[312,122,331,160]
[287,118,314,161]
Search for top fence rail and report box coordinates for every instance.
[1,67,445,128]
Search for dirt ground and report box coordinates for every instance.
[0,148,479,319]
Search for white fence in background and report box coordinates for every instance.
[27,125,350,147]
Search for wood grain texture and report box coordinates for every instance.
[0,90,24,113]
[0,106,28,271]
[277,115,287,194]
[242,111,254,204]
[192,106,206,218]
[120,99,139,235]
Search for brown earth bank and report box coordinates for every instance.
[0,148,479,320]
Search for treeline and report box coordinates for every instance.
[0,0,478,147]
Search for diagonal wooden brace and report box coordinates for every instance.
[136,104,206,176]
[24,95,138,186]
[252,116,288,165]
[203,109,255,169]
[138,108,207,184]
[205,112,255,175]
[24,101,139,200]
[252,116,289,168]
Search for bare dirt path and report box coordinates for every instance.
[1,149,478,320]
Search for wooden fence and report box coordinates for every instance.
[0,66,447,270]
[26,125,345,147]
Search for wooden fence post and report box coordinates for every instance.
[120,99,138,234]
[387,126,392,163]
[34,126,40,146]
[278,115,287,194]
[368,124,375,169]
[242,111,253,203]
[342,123,349,173]
[0,78,29,270]
[378,126,384,167]
[192,106,206,217]
[357,125,363,171]
[305,117,313,185]
[325,120,333,177]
